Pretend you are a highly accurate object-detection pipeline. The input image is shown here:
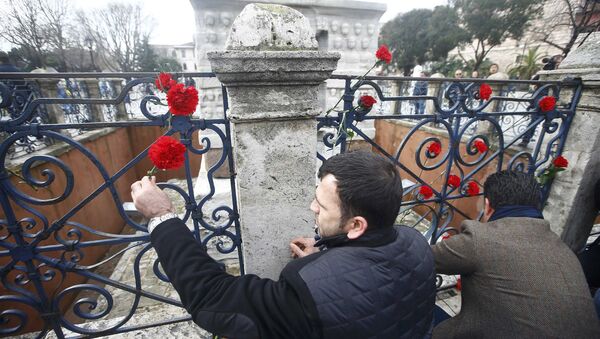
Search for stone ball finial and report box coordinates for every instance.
[225,3,318,51]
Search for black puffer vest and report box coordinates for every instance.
[297,226,436,339]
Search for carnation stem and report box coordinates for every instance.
[147,166,158,178]
[325,62,378,117]
[6,168,39,191]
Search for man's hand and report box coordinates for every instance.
[290,237,318,259]
[130,176,174,219]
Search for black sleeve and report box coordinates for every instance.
[150,218,317,339]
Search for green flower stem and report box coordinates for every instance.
[147,166,158,178]
[325,61,379,117]
[6,169,38,191]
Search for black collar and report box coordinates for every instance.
[315,226,397,250]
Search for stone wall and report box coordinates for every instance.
[539,31,600,250]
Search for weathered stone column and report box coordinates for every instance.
[539,32,600,251]
[208,4,340,278]
[81,79,104,122]
[425,73,444,114]
[106,79,129,121]
[31,69,64,124]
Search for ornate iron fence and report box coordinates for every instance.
[318,74,583,246]
[0,72,242,338]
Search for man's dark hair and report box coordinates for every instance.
[318,150,403,229]
[483,170,542,209]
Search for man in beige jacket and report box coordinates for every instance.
[432,170,600,338]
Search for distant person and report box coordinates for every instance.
[412,71,428,114]
[488,63,499,76]
[542,54,564,71]
[0,52,21,72]
[444,69,464,108]
[470,70,479,78]
[432,171,600,338]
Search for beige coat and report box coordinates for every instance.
[432,217,600,338]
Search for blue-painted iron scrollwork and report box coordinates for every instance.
[0,72,242,337]
[318,74,582,246]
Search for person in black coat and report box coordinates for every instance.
[131,151,436,339]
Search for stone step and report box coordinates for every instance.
[43,305,212,338]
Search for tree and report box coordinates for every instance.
[452,0,544,71]
[78,3,153,71]
[534,0,600,57]
[508,46,545,80]
[380,6,468,75]
[0,0,49,69]
[39,0,72,71]
[0,0,78,71]
[137,38,183,72]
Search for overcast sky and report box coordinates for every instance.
[2,0,449,48]
[74,0,449,44]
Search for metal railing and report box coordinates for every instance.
[318,74,583,245]
[0,72,241,338]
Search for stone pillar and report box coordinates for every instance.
[106,79,128,121]
[208,4,340,279]
[31,69,64,124]
[81,79,104,122]
[539,32,600,251]
[425,73,444,114]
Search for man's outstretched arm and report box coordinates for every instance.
[431,222,478,275]
[131,177,316,339]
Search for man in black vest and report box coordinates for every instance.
[131,150,436,338]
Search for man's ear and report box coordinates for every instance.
[483,197,495,222]
[345,216,368,240]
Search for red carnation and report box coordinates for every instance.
[359,95,377,109]
[473,139,488,153]
[466,181,480,196]
[553,155,568,168]
[375,45,392,64]
[427,141,442,157]
[148,136,186,170]
[447,174,461,188]
[419,185,434,199]
[155,72,177,92]
[479,83,492,100]
[167,83,199,116]
[539,96,556,112]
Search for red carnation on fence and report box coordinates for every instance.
[155,72,177,92]
[167,83,199,116]
[466,181,480,196]
[359,95,377,109]
[479,84,492,100]
[447,174,461,188]
[538,96,557,112]
[538,155,569,185]
[376,45,392,64]
[419,185,434,199]
[147,136,187,176]
[427,141,442,157]
[473,139,488,153]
